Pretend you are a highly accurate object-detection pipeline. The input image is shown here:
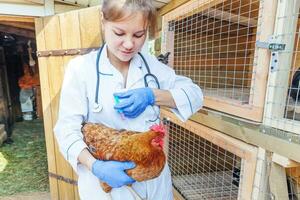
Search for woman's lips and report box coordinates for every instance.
[121,50,133,55]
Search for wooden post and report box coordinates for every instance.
[264,0,300,134]
[269,162,289,200]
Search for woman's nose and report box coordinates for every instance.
[123,37,134,50]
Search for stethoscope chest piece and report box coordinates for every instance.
[93,102,103,113]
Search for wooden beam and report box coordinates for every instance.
[0,21,34,30]
[0,0,43,5]
[273,153,300,168]
[0,15,35,23]
[204,8,257,27]
[54,0,86,7]
[269,162,289,200]
[0,24,35,38]
[158,0,190,16]
[44,0,54,16]
[54,3,84,14]
[173,188,185,200]
[0,3,45,16]
[26,0,44,4]
[187,110,300,162]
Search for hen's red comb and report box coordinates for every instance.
[150,124,166,134]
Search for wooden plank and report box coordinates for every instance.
[35,17,59,200]
[248,0,278,122]
[43,14,75,200]
[239,155,258,199]
[188,110,300,162]
[251,148,271,200]
[0,0,43,5]
[0,3,45,16]
[273,153,300,168]
[26,0,44,4]
[269,162,289,200]
[204,96,263,122]
[0,15,34,22]
[159,0,190,16]
[59,10,82,198]
[59,10,81,49]
[203,8,257,27]
[162,0,226,21]
[264,0,300,131]
[55,0,87,7]
[54,3,83,14]
[78,6,102,48]
[44,0,54,16]
[173,188,185,200]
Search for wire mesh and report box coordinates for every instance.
[162,0,261,104]
[264,0,300,135]
[282,11,300,124]
[165,120,243,200]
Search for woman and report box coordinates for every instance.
[54,0,203,199]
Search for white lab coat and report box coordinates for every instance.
[54,44,203,200]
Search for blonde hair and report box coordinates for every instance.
[101,0,157,32]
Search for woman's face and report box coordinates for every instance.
[103,11,148,63]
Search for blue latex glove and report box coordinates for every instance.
[92,160,136,188]
[113,88,155,118]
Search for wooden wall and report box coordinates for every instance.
[35,6,102,200]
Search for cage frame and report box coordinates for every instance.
[161,0,278,122]
[161,109,258,199]
[264,0,300,135]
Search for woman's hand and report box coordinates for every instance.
[113,88,155,118]
[92,160,136,188]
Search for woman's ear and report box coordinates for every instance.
[100,12,105,43]
[100,11,104,22]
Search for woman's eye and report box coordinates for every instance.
[114,32,124,36]
[134,33,145,38]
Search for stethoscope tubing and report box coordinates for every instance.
[95,45,160,106]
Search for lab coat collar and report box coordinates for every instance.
[98,44,114,75]
[99,44,145,88]
[126,53,144,89]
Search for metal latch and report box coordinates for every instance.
[256,41,286,51]
[256,37,286,72]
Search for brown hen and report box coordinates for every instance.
[82,123,166,193]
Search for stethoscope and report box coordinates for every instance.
[93,45,160,122]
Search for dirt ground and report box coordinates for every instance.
[0,192,50,200]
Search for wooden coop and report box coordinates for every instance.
[161,0,276,122]
[161,109,258,200]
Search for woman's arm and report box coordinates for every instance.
[54,57,88,172]
[78,148,96,171]
[152,89,176,108]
